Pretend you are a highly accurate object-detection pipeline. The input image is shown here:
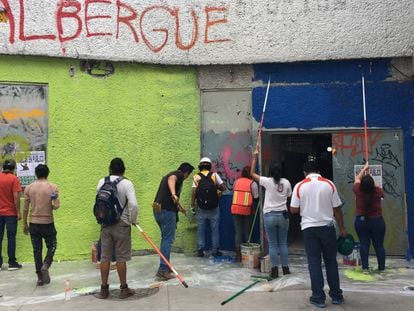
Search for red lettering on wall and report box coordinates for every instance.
[19,0,56,41]
[173,8,198,51]
[1,0,15,43]
[85,0,112,37]
[332,132,382,158]
[116,0,138,42]
[204,7,230,44]
[2,2,232,54]
[56,0,82,43]
[140,6,171,53]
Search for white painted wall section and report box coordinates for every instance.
[0,0,412,64]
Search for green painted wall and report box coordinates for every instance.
[0,55,199,262]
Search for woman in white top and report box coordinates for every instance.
[251,147,292,279]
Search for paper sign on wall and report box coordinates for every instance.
[354,165,382,188]
[16,151,45,187]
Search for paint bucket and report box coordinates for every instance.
[260,255,270,273]
[241,243,260,269]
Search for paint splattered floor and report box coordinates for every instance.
[0,253,413,307]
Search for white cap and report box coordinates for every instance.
[199,157,212,164]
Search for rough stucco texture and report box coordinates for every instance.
[0,0,413,64]
[0,55,199,262]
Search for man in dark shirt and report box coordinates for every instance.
[153,162,194,280]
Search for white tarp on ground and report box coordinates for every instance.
[1,253,413,307]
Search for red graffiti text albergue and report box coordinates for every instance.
[1,0,231,52]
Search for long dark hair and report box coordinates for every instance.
[269,162,281,184]
[360,175,375,213]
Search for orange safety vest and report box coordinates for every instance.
[231,177,254,216]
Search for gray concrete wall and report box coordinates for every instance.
[0,0,412,64]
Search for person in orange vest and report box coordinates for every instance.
[231,166,259,262]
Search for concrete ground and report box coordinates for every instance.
[1,252,413,311]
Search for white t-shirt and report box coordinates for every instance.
[97,175,138,225]
[259,176,292,214]
[290,173,342,230]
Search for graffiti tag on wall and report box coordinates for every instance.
[0,84,48,162]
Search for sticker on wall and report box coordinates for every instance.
[0,8,7,23]
[16,151,45,187]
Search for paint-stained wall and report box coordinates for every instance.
[0,1,413,64]
[252,58,414,256]
[0,55,199,261]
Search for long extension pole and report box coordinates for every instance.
[134,224,188,288]
[257,76,271,146]
[248,76,271,244]
[220,280,261,305]
[362,74,369,162]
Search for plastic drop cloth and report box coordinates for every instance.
[0,252,413,307]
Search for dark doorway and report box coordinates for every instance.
[264,133,333,251]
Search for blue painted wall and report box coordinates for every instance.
[253,59,414,257]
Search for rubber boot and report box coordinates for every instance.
[282,266,290,275]
[270,266,279,279]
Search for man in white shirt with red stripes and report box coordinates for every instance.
[290,161,347,309]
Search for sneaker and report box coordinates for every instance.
[197,250,204,257]
[332,297,344,305]
[212,251,222,257]
[41,263,50,284]
[362,269,369,274]
[156,270,175,280]
[309,299,326,308]
[94,285,109,299]
[119,286,135,299]
[36,272,44,286]
[8,262,22,271]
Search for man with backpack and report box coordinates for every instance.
[153,162,194,280]
[191,157,226,257]
[94,158,138,300]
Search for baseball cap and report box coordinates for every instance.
[337,234,355,256]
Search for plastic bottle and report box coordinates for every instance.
[64,279,71,301]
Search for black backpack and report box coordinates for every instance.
[93,176,126,225]
[196,172,219,210]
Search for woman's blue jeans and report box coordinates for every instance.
[354,216,386,270]
[263,211,289,267]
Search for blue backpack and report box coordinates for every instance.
[93,177,125,225]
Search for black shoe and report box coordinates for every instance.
[36,272,44,286]
[8,262,22,271]
[197,250,204,257]
[282,266,290,275]
[212,251,222,257]
[270,266,279,279]
[41,263,50,284]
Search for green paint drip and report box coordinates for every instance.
[344,269,377,282]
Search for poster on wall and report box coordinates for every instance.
[0,84,48,166]
[354,164,383,188]
[16,151,45,187]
